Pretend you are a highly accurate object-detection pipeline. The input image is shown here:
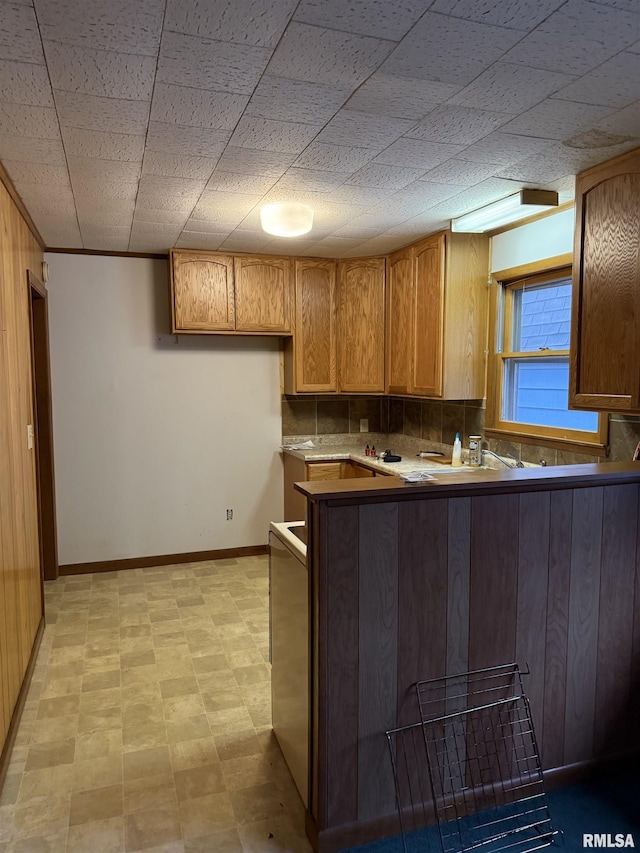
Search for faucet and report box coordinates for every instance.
[481,449,525,469]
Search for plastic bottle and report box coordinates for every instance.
[365,444,370,456]
[451,433,462,467]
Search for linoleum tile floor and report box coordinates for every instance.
[0,557,313,853]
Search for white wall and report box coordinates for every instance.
[46,253,283,565]
[490,207,574,272]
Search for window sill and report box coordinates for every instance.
[484,426,608,457]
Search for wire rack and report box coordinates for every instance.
[387,664,559,853]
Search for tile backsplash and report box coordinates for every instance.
[281,395,640,465]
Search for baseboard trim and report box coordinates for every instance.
[58,545,269,576]
[0,615,45,793]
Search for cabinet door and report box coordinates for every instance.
[337,258,385,393]
[411,234,445,397]
[293,259,337,392]
[386,247,414,395]
[234,256,292,333]
[570,149,640,412]
[171,251,235,331]
[305,462,342,481]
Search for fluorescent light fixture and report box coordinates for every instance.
[451,189,559,233]
[260,203,314,237]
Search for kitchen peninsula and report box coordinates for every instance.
[294,462,640,853]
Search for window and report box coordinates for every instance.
[487,265,607,451]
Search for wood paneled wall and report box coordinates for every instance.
[310,480,640,851]
[0,179,44,766]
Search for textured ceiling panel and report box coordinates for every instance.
[164,0,298,48]
[0,0,638,253]
[0,1,45,62]
[265,23,394,87]
[43,42,156,100]
[55,92,150,135]
[157,31,271,95]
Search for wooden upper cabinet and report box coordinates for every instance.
[411,234,445,397]
[337,258,386,394]
[234,255,292,333]
[570,148,640,413]
[386,247,414,395]
[284,259,337,394]
[406,232,489,400]
[171,251,235,331]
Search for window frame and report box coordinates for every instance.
[486,261,608,454]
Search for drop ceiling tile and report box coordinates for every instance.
[294,0,431,40]
[150,84,248,130]
[385,214,450,239]
[128,236,173,253]
[129,222,182,239]
[304,238,360,257]
[347,209,414,229]
[43,41,156,100]
[145,122,231,158]
[0,60,55,107]
[591,0,640,9]
[429,0,566,29]
[157,31,271,95]
[229,116,322,154]
[138,174,206,200]
[628,39,640,53]
[245,76,349,125]
[190,191,260,221]
[406,105,512,145]
[71,178,139,201]
[315,110,415,150]
[218,234,274,252]
[498,99,615,141]
[331,224,381,239]
[80,226,131,251]
[396,180,471,207]
[551,51,640,109]
[2,160,69,185]
[500,0,640,75]
[326,185,391,207]
[296,146,374,176]
[345,73,460,119]
[495,154,585,184]
[15,192,76,216]
[449,62,576,113]
[592,100,640,136]
[15,181,73,203]
[75,196,135,219]
[0,135,66,164]
[381,12,523,86]
[167,0,296,48]
[142,152,218,180]
[35,0,165,55]
[346,162,427,189]
[67,156,142,183]
[275,168,348,193]
[183,218,233,234]
[352,235,409,254]
[215,146,297,177]
[134,208,189,225]
[62,127,145,161]
[425,177,528,219]
[204,171,278,194]
[265,22,394,87]
[175,231,228,250]
[34,216,82,248]
[0,2,45,62]
[460,132,555,164]
[135,192,196,214]
[0,103,59,138]
[420,158,502,185]
[55,91,150,135]
[374,139,465,170]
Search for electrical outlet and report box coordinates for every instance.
[360,418,368,432]
[226,509,233,521]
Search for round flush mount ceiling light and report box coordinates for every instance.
[260,203,314,237]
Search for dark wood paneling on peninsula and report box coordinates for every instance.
[304,465,640,852]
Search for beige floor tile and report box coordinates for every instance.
[220,753,279,792]
[183,827,242,853]
[206,706,254,735]
[121,650,156,669]
[77,706,123,734]
[71,755,123,791]
[123,773,177,816]
[173,763,225,803]
[159,677,199,700]
[124,805,182,851]
[83,654,121,673]
[229,782,286,825]
[82,668,121,692]
[6,828,68,853]
[165,716,211,746]
[226,648,265,668]
[121,683,163,709]
[237,816,313,853]
[25,738,76,772]
[196,670,238,694]
[12,794,70,836]
[69,783,123,826]
[122,721,168,752]
[120,625,153,640]
[178,792,236,840]
[232,664,270,687]
[29,714,79,745]
[36,695,81,721]
[162,695,205,723]
[120,665,161,688]
[246,703,272,728]
[75,729,122,762]
[213,729,262,763]
[40,676,83,699]
[66,815,125,853]
[123,702,165,729]
[191,654,229,675]
[123,746,172,783]
[168,738,218,773]
[17,765,75,801]
[0,773,21,807]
